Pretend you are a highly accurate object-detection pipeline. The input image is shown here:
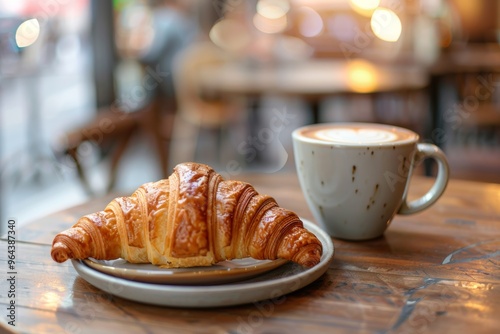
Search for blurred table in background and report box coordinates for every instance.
[199,58,429,124]
[429,44,500,183]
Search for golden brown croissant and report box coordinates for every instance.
[51,162,322,268]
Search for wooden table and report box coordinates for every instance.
[1,173,499,333]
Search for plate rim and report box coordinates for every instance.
[82,256,290,285]
[71,219,334,307]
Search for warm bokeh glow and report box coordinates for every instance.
[346,59,378,93]
[253,12,288,34]
[40,291,64,311]
[370,8,402,42]
[349,0,380,16]
[256,0,290,19]
[15,18,40,48]
[297,6,324,37]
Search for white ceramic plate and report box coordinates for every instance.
[83,257,289,285]
[71,219,334,308]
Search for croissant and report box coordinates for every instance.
[51,162,322,268]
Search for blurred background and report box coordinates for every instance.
[1,0,499,231]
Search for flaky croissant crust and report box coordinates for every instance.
[51,162,322,268]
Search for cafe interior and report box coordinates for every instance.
[1,0,500,229]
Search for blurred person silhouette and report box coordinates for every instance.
[138,0,199,111]
[58,1,201,194]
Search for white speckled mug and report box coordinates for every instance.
[292,122,449,240]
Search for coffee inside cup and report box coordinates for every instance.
[297,123,418,146]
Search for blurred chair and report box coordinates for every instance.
[170,41,246,164]
[59,95,174,195]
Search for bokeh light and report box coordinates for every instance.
[256,0,290,19]
[253,12,288,34]
[349,0,380,17]
[346,59,378,93]
[297,6,323,38]
[209,19,251,52]
[15,18,40,48]
[327,14,357,42]
[370,7,402,42]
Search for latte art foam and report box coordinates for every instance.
[297,124,418,146]
[316,129,398,144]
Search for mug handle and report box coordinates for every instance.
[398,143,450,215]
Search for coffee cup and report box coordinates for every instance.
[292,122,449,240]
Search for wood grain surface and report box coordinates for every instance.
[1,173,499,333]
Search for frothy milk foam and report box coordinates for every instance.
[298,124,418,145]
